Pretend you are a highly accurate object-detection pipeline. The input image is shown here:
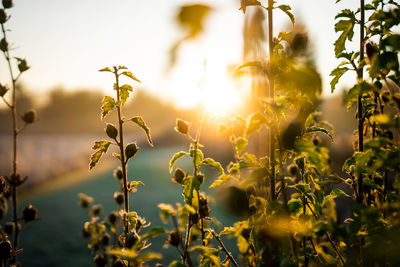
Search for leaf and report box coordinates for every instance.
[209,174,233,189]
[277,5,295,25]
[246,112,268,137]
[330,66,348,93]
[239,0,261,14]
[306,126,333,141]
[130,116,153,146]
[382,34,400,51]
[182,176,201,206]
[220,227,235,235]
[234,137,248,156]
[190,148,204,167]
[119,84,133,105]
[202,158,224,174]
[334,20,355,56]
[169,261,188,267]
[127,181,144,192]
[89,141,111,169]
[99,67,112,72]
[169,151,189,173]
[344,81,374,110]
[121,71,141,83]
[323,188,349,206]
[101,96,115,119]
[293,184,314,204]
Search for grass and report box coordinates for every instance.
[16,146,238,266]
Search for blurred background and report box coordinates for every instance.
[0,0,363,266]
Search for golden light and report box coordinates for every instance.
[168,57,242,116]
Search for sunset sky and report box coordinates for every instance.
[0,0,361,111]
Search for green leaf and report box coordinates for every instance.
[127,181,144,192]
[323,188,349,206]
[101,96,115,119]
[277,5,295,25]
[209,174,233,189]
[169,151,189,173]
[190,148,204,167]
[89,141,111,169]
[130,116,153,146]
[246,112,268,137]
[344,81,374,110]
[202,158,224,174]
[158,203,177,224]
[335,9,355,20]
[306,126,333,141]
[293,184,314,204]
[382,34,400,51]
[99,67,112,72]
[119,84,133,106]
[182,176,201,206]
[334,20,355,56]
[330,67,348,93]
[121,71,141,83]
[234,137,248,156]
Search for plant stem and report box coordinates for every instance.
[211,231,239,267]
[357,0,365,204]
[1,22,20,264]
[114,71,129,237]
[267,0,276,201]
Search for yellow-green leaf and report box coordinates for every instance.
[122,71,141,83]
[99,67,112,72]
[130,116,153,146]
[101,96,115,119]
[89,141,111,169]
[169,151,189,173]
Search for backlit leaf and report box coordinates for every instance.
[101,96,115,119]
[89,141,111,169]
[130,116,153,146]
[202,158,224,174]
[122,71,141,83]
[169,151,189,173]
[277,5,295,25]
[119,84,133,105]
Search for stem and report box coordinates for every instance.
[1,22,20,264]
[357,0,365,204]
[211,231,239,267]
[114,71,129,237]
[267,0,276,201]
[172,215,186,260]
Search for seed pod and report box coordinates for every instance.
[0,239,11,260]
[0,38,8,52]
[92,204,102,217]
[365,41,378,63]
[0,84,8,97]
[114,192,124,205]
[82,227,90,238]
[108,211,119,225]
[106,123,118,139]
[22,204,38,222]
[295,157,305,172]
[167,229,181,247]
[172,168,185,184]
[101,233,110,245]
[113,167,123,180]
[17,58,29,73]
[22,109,36,124]
[196,173,205,184]
[125,143,138,159]
[112,259,125,267]
[2,0,12,9]
[287,164,298,176]
[175,119,189,134]
[199,196,209,218]
[312,136,321,146]
[94,253,107,267]
[0,198,7,220]
[4,222,13,235]
[125,231,139,248]
[0,9,6,24]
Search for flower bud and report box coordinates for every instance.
[0,84,7,97]
[16,58,29,73]
[199,196,209,218]
[108,211,119,225]
[0,38,8,52]
[106,123,118,139]
[172,168,185,184]
[113,167,123,180]
[2,0,12,9]
[94,253,107,267]
[175,119,189,134]
[167,230,181,247]
[92,204,102,217]
[101,233,110,245]
[22,204,38,222]
[0,239,11,260]
[125,143,138,159]
[0,9,6,24]
[196,173,205,184]
[114,192,124,205]
[287,164,298,176]
[22,109,36,124]
[125,231,139,248]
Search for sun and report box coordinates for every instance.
[168,58,242,116]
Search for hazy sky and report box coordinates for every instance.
[0,0,362,108]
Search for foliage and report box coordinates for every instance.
[0,1,39,265]
[79,66,160,266]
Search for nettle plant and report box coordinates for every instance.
[206,0,352,266]
[330,0,400,264]
[79,66,166,267]
[0,0,38,265]
[158,118,239,267]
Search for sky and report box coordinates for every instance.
[0,0,362,111]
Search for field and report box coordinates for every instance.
[17,147,237,266]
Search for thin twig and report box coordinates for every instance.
[211,230,239,267]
